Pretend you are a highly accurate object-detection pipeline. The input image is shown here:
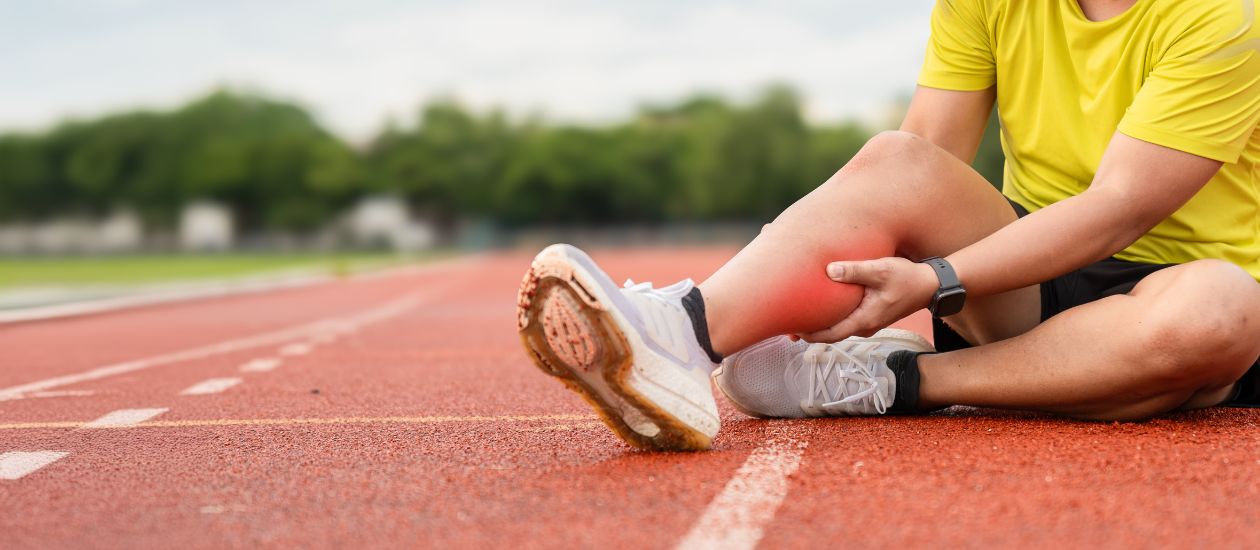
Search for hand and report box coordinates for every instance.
[796,257,940,343]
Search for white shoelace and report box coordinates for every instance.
[803,342,890,415]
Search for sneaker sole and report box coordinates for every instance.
[516,245,714,451]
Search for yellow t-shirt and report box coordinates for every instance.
[919,0,1260,280]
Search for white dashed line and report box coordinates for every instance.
[8,390,96,400]
[278,343,312,356]
[675,438,808,550]
[239,358,281,373]
[181,378,243,395]
[200,504,247,514]
[82,408,169,428]
[0,451,69,480]
[0,288,439,401]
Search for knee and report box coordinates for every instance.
[821,131,932,187]
[843,131,927,173]
[810,132,931,206]
[1134,261,1260,386]
[864,130,930,154]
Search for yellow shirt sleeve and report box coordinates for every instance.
[918,0,996,91]
[1118,1,1260,163]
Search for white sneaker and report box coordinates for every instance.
[713,329,934,418]
[517,244,721,451]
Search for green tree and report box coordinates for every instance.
[0,84,892,233]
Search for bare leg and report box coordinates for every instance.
[699,131,1040,356]
[918,260,1260,419]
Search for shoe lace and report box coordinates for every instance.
[803,342,889,415]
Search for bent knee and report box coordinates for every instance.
[821,131,940,195]
[1138,260,1260,342]
[843,131,932,173]
[1132,260,1260,385]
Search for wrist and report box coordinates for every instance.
[919,256,967,318]
[915,262,939,307]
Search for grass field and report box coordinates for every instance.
[0,252,433,289]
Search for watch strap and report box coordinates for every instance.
[920,256,966,318]
[921,257,961,290]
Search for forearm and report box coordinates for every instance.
[945,187,1148,297]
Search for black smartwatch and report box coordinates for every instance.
[920,257,966,318]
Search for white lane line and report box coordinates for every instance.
[675,438,808,550]
[517,421,605,432]
[0,255,484,326]
[0,274,334,325]
[278,343,312,356]
[81,408,169,428]
[0,287,441,402]
[0,414,597,431]
[239,358,281,373]
[180,377,243,396]
[0,451,70,480]
[10,390,96,400]
[200,504,247,514]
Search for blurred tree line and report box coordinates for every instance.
[0,86,1003,232]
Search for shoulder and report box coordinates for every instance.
[933,0,1008,33]
[936,0,1005,18]
[1149,0,1257,47]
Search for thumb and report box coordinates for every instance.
[826,260,876,284]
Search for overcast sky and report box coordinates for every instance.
[2,0,934,141]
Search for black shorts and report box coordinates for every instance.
[932,198,1260,407]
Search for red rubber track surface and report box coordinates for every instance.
[1,247,1257,549]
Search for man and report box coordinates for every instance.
[516,0,1260,451]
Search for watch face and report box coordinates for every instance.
[935,287,967,317]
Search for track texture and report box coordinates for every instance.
[1,247,1258,548]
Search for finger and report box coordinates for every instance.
[813,297,883,341]
[799,327,848,343]
[853,326,880,338]
[826,259,886,285]
[802,315,890,342]
[800,316,864,343]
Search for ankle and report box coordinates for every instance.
[887,350,929,413]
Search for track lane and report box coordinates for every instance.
[0,261,475,388]
[1,248,792,548]
[0,247,766,543]
[17,247,1250,549]
[761,407,1260,548]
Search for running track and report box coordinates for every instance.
[2,247,1259,548]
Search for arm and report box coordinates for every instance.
[944,132,1222,297]
[805,131,1221,342]
[900,85,995,164]
[903,0,1253,303]
[802,0,1251,342]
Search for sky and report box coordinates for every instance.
[1,0,935,141]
